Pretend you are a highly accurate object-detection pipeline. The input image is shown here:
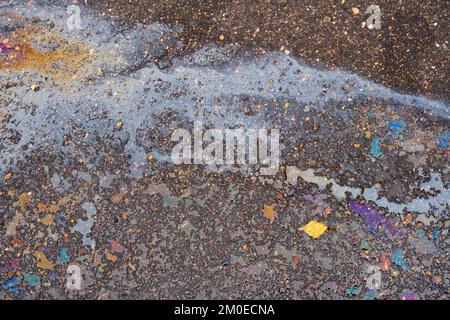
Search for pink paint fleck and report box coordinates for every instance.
[402,290,417,300]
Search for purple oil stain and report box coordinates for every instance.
[349,200,403,238]
[0,43,11,54]
[380,217,403,238]
[349,200,382,232]
[402,290,416,300]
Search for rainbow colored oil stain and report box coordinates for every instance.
[0,26,92,81]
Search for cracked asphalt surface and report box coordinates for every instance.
[0,0,448,300]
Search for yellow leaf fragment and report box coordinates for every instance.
[111,240,123,252]
[299,220,328,238]
[48,204,60,214]
[352,7,360,15]
[41,214,54,226]
[34,251,54,270]
[15,193,30,211]
[37,203,48,213]
[4,172,12,182]
[58,196,71,206]
[263,205,276,224]
[105,249,118,262]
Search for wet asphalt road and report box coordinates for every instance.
[0,0,448,300]
[93,0,450,102]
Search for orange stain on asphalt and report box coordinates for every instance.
[0,26,92,80]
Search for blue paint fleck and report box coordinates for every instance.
[2,276,21,293]
[24,273,40,289]
[370,138,382,158]
[417,229,425,238]
[437,131,449,150]
[364,289,379,300]
[432,230,439,239]
[392,248,408,270]
[346,286,362,296]
[56,247,70,264]
[388,120,405,137]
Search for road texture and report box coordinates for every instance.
[0,0,448,299]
